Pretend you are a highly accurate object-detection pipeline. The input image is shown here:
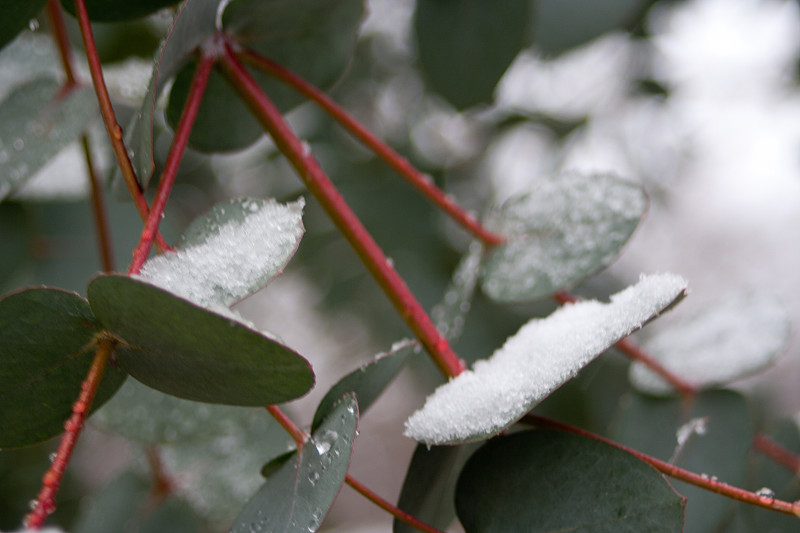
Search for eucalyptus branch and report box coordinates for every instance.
[128,50,215,274]
[237,48,505,248]
[753,433,800,476]
[219,39,465,379]
[524,414,800,518]
[25,337,115,529]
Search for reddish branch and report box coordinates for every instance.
[753,433,800,476]
[72,0,170,252]
[25,337,114,529]
[524,414,800,518]
[265,406,446,533]
[237,48,505,248]
[128,50,215,274]
[219,40,464,379]
[46,0,114,272]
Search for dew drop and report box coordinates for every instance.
[307,471,320,486]
[49,452,57,463]
[28,19,39,31]
[13,138,24,151]
[28,499,38,510]
[300,140,311,157]
[756,487,775,503]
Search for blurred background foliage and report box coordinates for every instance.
[2,0,800,531]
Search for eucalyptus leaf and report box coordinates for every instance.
[0,0,47,50]
[414,0,529,109]
[629,291,790,395]
[481,172,647,302]
[455,429,685,532]
[431,241,484,343]
[611,390,752,533]
[312,338,414,432]
[0,287,126,448]
[87,274,314,406]
[0,78,97,200]
[405,273,687,445]
[231,394,359,533]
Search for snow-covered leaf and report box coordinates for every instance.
[230,395,358,533]
[138,197,305,309]
[404,273,687,445]
[481,172,647,302]
[629,291,790,395]
[0,78,97,200]
[455,429,685,532]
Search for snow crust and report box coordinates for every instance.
[630,291,789,395]
[138,198,304,309]
[405,273,688,445]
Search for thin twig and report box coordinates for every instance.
[25,336,115,528]
[524,414,800,518]
[219,39,465,379]
[128,49,215,274]
[72,0,170,252]
[238,48,505,248]
[265,405,308,447]
[753,433,800,476]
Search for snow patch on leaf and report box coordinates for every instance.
[138,197,304,309]
[405,273,688,445]
[629,291,790,395]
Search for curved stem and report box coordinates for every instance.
[265,405,308,447]
[25,336,115,529]
[237,48,505,248]
[524,414,800,518]
[72,0,170,253]
[128,50,215,274]
[220,40,464,379]
[753,433,800,476]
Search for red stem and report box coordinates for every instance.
[46,0,115,272]
[344,475,447,533]
[128,50,215,274]
[265,407,446,533]
[25,337,114,529]
[219,40,464,379]
[72,0,170,253]
[753,433,800,476]
[554,291,697,396]
[524,414,800,517]
[237,48,505,248]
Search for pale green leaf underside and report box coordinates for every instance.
[482,172,647,302]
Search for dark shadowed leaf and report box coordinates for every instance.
[532,0,651,55]
[394,443,479,533]
[0,78,97,200]
[119,0,221,189]
[87,274,314,405]
[0,0,47,50]
[0,287,126,448]
[611,390,752,533]
[165,0,364,153]
[312,338,414,431]
[231,394,358,533]
[60,0,179,22]
[455,429,685,532]
[481,172,647,302]
[0,202,32,286]
[73,470,202,533]
[414,0,529,109]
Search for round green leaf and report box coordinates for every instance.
[414,0,529,109]
[60,0,179,22]
[87,274,314,406]
[312,338,414,432]
[481,172,647,302]
[0,78,97,200]
[231,394,359,533]
[0,0,47,51]
[629,291,790,395]
[455,429,685,533]
[611,390,752,533]
[0,287,126,448]
[164,0,364,153]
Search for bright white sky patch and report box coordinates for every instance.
[630,291,790,395]
[405,273,688,445]
[138,198,304,309]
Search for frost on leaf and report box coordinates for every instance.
[629,291,790,396]
[138,197,304,310]
[481,172,647,302]
[405,273,688,445]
